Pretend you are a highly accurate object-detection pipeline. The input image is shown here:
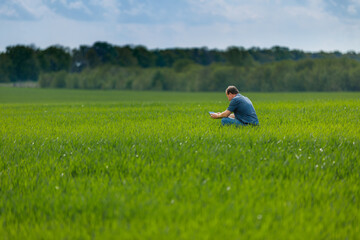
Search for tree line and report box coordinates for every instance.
[1,42,360,91]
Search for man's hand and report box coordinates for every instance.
[211,111,231,119]
[210,112,219,119]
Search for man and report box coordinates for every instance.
[210,86,259,126]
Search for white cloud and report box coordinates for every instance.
[0,5,18,18]
[90,0,120,19]
[122,3,148,16]
[186,0,331,22]
[1,0,360,52]
[12,0,51,19]
[180,0,360,52]
[96,0,120,12]
[50,0,92,15]
[347,0,360,15]
[350,0,360,5]
[110,15,360,52]
[68,1,90,12]
[187,0,262,21]
[347,5,357,14]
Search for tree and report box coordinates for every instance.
[85,48,101,68]
[0,54,12,82]
[151,71,168,90]
[115,45,138,67]
[190,47,214,65]
[225,46,254,66]
[271,46,292,61]
[154,49,176,67]
[37,45,71,72]
[133,46,155,68]
[71,45,91,72]
[92,41,118,64]
[6,45,39,82]
[173,59,194,72]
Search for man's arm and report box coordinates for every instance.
[210,110,231,119]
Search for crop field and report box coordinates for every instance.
[0,87,359,239]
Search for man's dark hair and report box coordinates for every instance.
[226,86,239,95]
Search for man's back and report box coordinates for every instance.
[227,94,259,125]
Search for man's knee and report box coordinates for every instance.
[221,117,245,126]
[221,117,232,126]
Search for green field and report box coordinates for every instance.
[1,88,359,239]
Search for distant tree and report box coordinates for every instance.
[271,46,292,61]
[295,59,314,72]
[71,42,116,69]
[50,71,67,88]
[85,48,101,68]
[189,47,214,65]
[0,53,12,82]
[6,45,39,82]
[290,49,307,60]
[71,45,91,72]
[3,41,360,91]
[208,65,232,91]
[345,51,360,62]
[37,45,71,72]
[151,71,168,90]
[154,49,176,67]
[348,65,360,91]
[248,47,275,63]
[133,46,155,68]
[225,46,254,66]
[92,41,118,64]
[173,59,194,72]
[115,45,138,67]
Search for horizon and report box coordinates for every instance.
[1,42,359,55]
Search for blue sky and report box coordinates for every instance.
[1,0,360,52]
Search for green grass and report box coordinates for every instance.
[1,87,359,239]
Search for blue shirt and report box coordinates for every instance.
[227,94,259,125]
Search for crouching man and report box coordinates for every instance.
[211,86,259,126]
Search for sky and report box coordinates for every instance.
[1,0,360,53]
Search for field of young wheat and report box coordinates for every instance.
[1,88,359,239]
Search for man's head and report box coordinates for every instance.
[225,86,239,101]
